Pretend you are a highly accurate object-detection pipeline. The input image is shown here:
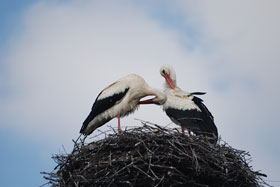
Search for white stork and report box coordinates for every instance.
[161,64,218,140]
[80,74,166,135]
[141,65,218,142]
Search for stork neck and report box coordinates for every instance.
[144,87,166,104]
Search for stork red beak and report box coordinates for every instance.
[165,75,175,89]
[139,99,154,104]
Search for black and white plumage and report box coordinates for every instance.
[160,64,218,141]
[80,74,166,135]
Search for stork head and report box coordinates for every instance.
[160,64,176,89]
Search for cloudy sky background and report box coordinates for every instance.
[0,0,279,186]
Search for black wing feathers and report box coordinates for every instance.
[80,88,129,133]
[192,96,214,121]
[192,96,217,136]
[165,108,204,133]
[165,95,218,138]
[189,92,206,96]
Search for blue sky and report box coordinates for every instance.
[0,0,37,48]
[1,1,280,186]
[0,129,53,186]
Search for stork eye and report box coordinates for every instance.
[162,70,166,74]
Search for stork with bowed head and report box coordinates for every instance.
[141,65,218,143]
[80,74,166,136]
[160,65,218,141]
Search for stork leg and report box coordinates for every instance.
[117,114,121,132]
[181,126,185,134]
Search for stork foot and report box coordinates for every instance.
[181,126,185,134]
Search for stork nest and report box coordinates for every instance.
[42,122,268,187]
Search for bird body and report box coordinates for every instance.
[163,88,200,112]
[163,87,217,137]
[159,65,218,140]
[80,74,166,135]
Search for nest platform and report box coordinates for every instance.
[42,122,267,187]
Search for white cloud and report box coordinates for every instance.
[0,1,198,146]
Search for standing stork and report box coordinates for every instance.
[80,74,166,135]
[161,65,218,140]
[141,65,218,142]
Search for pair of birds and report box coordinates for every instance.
[80,65,218,142]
